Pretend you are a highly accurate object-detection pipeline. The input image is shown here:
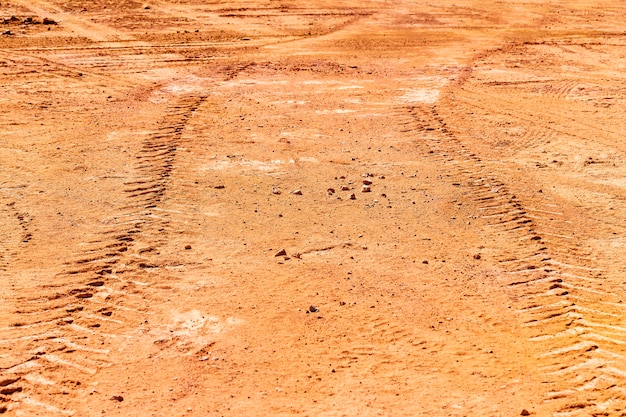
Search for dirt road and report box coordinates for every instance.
[1,1,626,416]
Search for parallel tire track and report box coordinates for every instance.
[403,101,626,415]
[0,95,206,415]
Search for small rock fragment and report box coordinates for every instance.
[362,179,372,185]
[110,395,124,402]
[362,185,371,193]
[327,188,335,195]
[349,193,356,200]
[185,245,192,250]
[272,188,281,195]
[87,281,104,287]
[292,252,301,259]
[291,189,302,195]
[340,185,350,191]
[199,356,209,361]
[308,305,319,313]
[339,301,346,306]
[275,249,287,257]
[214,185,225,189]
[473,254,481,260]
[520,410,530,416]
[42,17,57,25]
[422,260,429,264]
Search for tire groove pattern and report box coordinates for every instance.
[403,102,626,416]
[0,95,206,415]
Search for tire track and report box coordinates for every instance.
[403,100,626,415]
[0,199,31,273]
[0,94,206,415]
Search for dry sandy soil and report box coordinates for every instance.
[1,0,626,416]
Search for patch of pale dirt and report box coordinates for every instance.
[1,1,626,416]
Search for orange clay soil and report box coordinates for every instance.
[1,1,626,416]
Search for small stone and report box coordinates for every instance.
[361,185,371,193]
[339,301,346,306]
[327,188,335,195]
[199,356,209,361]
[422,260,428,264]
[272,188,281,195]
[520,410,530,416]
[42,17,57,25]
[378,175,385,179]
[110,395,124,402]
[87,281,104,287]
[291,189,302,195]
[473,254,481,260]
[275,249,287,257]
[340,185,350,191]
[214,185,225,189]
[308,305,319,313]
[349,193,356,200]
[362,179,372,185]
[185,245,192,250]
[292,252,301,259]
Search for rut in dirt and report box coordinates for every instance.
[400,78,626,414]
[0,95,206,415]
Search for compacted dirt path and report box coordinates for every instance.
[1,1,626,416]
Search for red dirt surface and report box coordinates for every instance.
[1,1,626,416]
